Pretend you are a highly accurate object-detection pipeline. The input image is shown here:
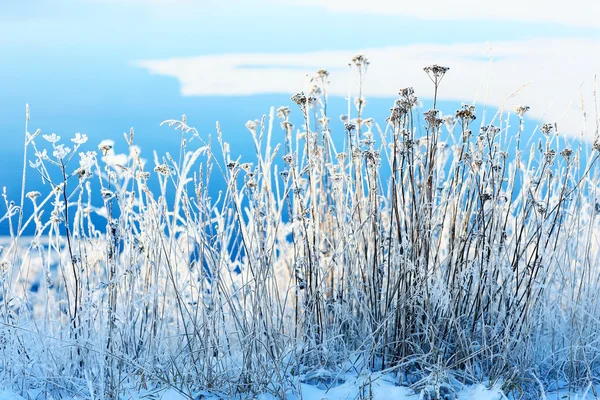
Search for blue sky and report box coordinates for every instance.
[1,0,599,234]
[2,0,599,144]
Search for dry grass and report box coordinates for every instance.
[1,58,600,399]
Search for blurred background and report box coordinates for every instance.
[1,0,599,234]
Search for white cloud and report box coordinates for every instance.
[275,0,600,28]
[137,38,600,139]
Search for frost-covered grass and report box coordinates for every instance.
[1,58,600,399]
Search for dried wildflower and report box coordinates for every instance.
[280,170,290,180]
[316,69,329,79]
[514,105,530,118]
[245,120,259,133]
[98,140,114,156]
[424,109,443,130]
[240,163,253,172]
[26,191,41,201]
[43,133,60,144]
[481,124,500,138]
[423,64,450,80]
[560,148,573,160]
[540,123,555,136]
[277,106,290,120]
[154,163,172,176]
[283,154,294,164]
[389,88,418,123]
[227,161,238,170]
[456,104,476,123]
[544,149,556,164]
[79,151,96,171]
[351,54,369,69]
[53,144,71,160]
[344,123,356,134]
[399,87,415,99]
[363,150,380,165]
[71,132,88,145]
[291,91,316,112]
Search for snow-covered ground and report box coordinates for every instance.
[2,375,598,400]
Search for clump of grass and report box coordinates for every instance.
[1,57,599,399]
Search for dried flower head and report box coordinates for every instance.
[283,153,294,164]
[98,140,114,156]
[277,106,290,120]
[344,123,356,134]
[389,88,418,123]
[351,54,369,69]
[43,133,60,144]
[424,109,443,130]
[154,163,172,177]
[456,104,476,123]
[291,91,316,113]
[315,69,329,79]
[71,132,88,145]
[544,149,556,164]
[540,123,555,136]
[514,105,530,118]
[423,64,450,81]
[53,144,71,160]
[26,191,41,201]
[245,120,259,133]
[560,148,573,160]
